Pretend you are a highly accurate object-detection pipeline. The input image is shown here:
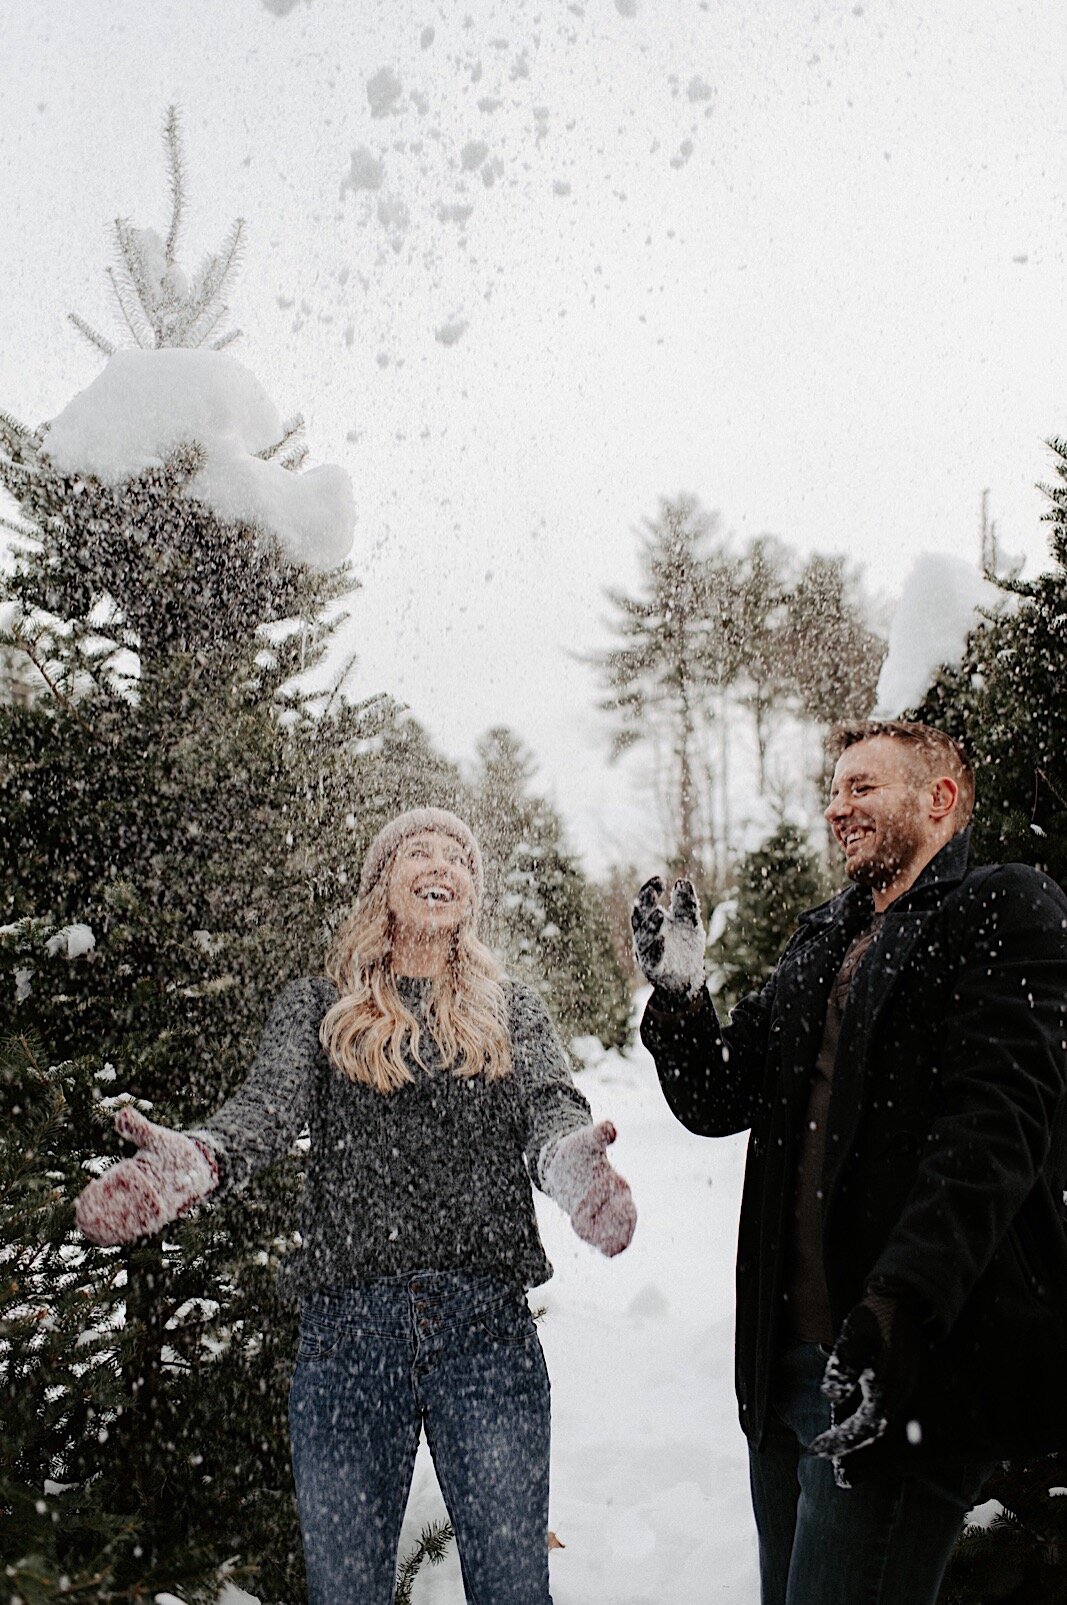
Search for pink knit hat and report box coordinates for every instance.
[358,808,484,903]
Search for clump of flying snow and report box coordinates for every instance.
[43,350,355,570]
[873,553,1006,716]
[341,146,384,194]
[434,318,469,346]
[461,140,490,171]
[376,193,411,249]
[367,66,403,118]
[325,15,710,358]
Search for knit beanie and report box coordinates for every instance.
[358,808,484,903]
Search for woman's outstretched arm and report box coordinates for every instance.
[75,977,327,1243]
[509,983,636,1255]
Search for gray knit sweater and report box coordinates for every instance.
[196,975,592,1297]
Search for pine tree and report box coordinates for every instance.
[472,728,632,1050]
[594,496,734,887]
[594,503,884,882]
[0,112,355,1602]
[303,700,469,930]
[593,864,643,987]
[916,438,1067,886]
[732,536,793,795]
[915,449,1067,1599]
[707,821,830,1013]
[783,552,885,729]
[937,1456,1067,1605]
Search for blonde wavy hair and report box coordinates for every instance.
[320,866,512,1094]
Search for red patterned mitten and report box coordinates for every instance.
[75,1106,218,1246]
[542,1120,637,1257]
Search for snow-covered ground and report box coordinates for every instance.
[389,1021,758,1605]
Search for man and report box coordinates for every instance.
[633,720,1067,1605]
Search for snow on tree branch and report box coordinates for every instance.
[872,553,1007,717]
[42,349,355,570]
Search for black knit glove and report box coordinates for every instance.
[631,876,706,998]
[809,1290,926,1461]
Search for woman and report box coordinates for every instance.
[75,807,636,1604]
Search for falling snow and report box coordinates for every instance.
[873,553,1008,716]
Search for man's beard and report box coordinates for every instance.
[842,810,925,891]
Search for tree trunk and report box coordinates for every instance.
[677,681,701,886]
[719,687,732,870]
[754,688,768,794]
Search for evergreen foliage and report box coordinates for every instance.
[0,115,359,1604]
[916,439,1067,887]
[595,497,884,883]
[69,106,244,356]
[0,642,39,710]
[592,864,643,987]
[1,114,636,1603]
[937,1456,1067,1605]
[913,444,1067,1598]
[707,821,831,1012]
[0,102,678,1605]
[783,551,885,729]
[393,1519,456,1605]
[472,728,632,1050]
[594,495,735,883]
[731,536,793,793]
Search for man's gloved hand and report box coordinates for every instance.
[74,1106,219,1246]
[631,875,706,998]
[541,1120,637,1257]
[809,1289,926,1460]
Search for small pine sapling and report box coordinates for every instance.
[393,1520,456,1605]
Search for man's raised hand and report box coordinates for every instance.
[631,875,706,999]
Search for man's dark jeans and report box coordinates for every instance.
[289,1270,552,1605]
[749,1341,994,1605]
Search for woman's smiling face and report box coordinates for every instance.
[385,829,476,941]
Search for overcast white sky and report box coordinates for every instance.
[1,0,1064,873]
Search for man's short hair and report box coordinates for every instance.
[827,719,976,829]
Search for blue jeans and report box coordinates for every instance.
[749,1342,994,1605]
[288,1270,553,1605]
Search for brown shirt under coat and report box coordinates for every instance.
[784,913,886,1343]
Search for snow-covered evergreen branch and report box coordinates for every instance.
[67,312,115,357]
[69,108,244,352]
[256,415,305,463]
[162,104,186,266]
[393,1520,455,1605]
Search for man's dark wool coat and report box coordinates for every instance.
[641,832,1067,1467]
